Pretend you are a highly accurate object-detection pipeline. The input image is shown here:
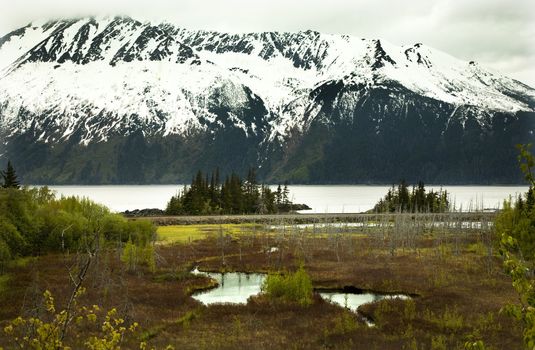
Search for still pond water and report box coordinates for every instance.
[191,269,265,305]
[47,185,528,213]
[191,269,409,325]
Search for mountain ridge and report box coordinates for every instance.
[0,16,534,184]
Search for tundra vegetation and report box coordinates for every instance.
[0,151,533,349]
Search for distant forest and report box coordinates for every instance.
[165,168,299,215]
[372,181,450,213]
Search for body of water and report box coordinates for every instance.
[319,292,410,313]
[191,269,265,305]
[46,185,528,213]
[191,268,410,327]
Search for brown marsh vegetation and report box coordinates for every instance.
[0,215,522,349]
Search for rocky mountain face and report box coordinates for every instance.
[0,16,534,184]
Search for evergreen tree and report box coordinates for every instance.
[229,173,243,213]
[165,190,183,215]
[373,180,449,213]
[414,181,426,212]
[164,169,296,215]
[244,167,260,212]
[527,186,535,209]
[209,172,216,203]
[283,182,290,205]
[398,180,410,212]
[275,185,282,205]
[1,161,20,189]
[221,177,232,212]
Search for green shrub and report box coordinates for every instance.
[0,272,9,294]
[431,335,447,350]
[403,299,416,320]
[332,312,359,334]
[423,306,464,332]
[0,239,10,273]
[2,290,142,350]
[121,239,156,273]
[262,265,313,306]
[0,187,155,262]
[496,145,535,349]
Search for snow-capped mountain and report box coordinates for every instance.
[0,16,534,184]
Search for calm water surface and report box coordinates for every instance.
[319,292,410,313]
[191,269,410,327]
[46,185,528,213]
[191,269,265,305]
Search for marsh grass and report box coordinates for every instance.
[0,215,523,350]
[0,274,9,294]
[156,224,262,244]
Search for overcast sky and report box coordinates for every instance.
[1,0,534,86]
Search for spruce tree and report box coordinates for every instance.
[165,168,294,215]
[276,185,282,205]
[2,161,20,189]
[372,180,449,213]
[283,182,290,205]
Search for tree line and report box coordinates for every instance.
[165,168,296,215]
[372,180,450,213]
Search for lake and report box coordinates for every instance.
[46,185,528,213]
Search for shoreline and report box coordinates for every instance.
[132,212,498,225]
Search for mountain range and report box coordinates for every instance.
[0,16,534,184]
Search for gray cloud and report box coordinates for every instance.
[1,0,534,85]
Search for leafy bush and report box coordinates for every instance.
[2,289,141,350]
[121,239,156,273]
[0,187,155,263]
[332,312,359,334]
[495,197,535,260]
[431,335,447,350]
[495,144,535,349]
[262,265,313,306]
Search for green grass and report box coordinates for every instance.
[156,224,263,244]
[140,310,201,342]
[466,242,488,255]
[9,256,37,268]
[0,274,9,294]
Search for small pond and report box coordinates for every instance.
[319,291,410,325]
[318,291,410,313]
[191,268,266,305]
[191,268,411,323]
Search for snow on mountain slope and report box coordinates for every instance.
[0,19,66,71]
[173,27,535,111]
[0,16,534,146]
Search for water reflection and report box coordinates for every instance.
[191,269,266,305]
[319,292,410,326]
[319,292,409,313]
[191,268,410,318]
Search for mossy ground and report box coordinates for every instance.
[156,224,263,244]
